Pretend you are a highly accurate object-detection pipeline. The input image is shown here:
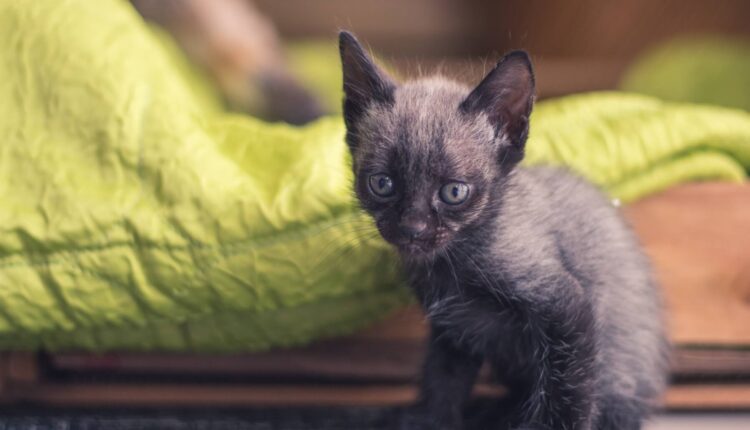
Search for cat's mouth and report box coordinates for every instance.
[395,239,442,261]
[401,241,430,253]
[375,224,449,261]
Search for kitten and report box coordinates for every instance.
[339,31,669,430]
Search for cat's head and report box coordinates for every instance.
[339,31,535,262]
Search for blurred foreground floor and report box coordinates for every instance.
[0,409,747,429]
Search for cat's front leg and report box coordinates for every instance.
[401,324,483,430]
[513,274,598,430]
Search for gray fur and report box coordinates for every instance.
[340,31,669,430]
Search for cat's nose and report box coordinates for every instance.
[399,219,428,240]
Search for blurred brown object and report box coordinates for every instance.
[1,182,749,410]
[132,0,324,124]
[130,1,750,109]
[254,0,750,57]
[254,0,750,98]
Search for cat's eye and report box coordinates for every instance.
[368,173,395,197]
[439,182,470,205]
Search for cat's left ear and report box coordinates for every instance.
[339,31,396,152]
[460,51,535,165]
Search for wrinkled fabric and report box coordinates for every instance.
[527,91,750,202]
[0,0,749,351]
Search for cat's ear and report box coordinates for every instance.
[339,31,396,150]
[460,51,535,165]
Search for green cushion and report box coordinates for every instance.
[1,0,749,351]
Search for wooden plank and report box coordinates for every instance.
[7,382,503,407]
[49,345,750,384]
[0,353,7,396]
[6,352,39,385]
[4,379,750,410]
[672,349,750,377]
[665,385,750,410]
[49,339,425,381]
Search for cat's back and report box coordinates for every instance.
[511,165,639,268]
[509,165,668,403]
[509,164,655,301]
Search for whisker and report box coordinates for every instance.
[308,230,385,271]
[452,246,506,305]
[444,248,465,302]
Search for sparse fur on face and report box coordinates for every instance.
[340,31,534,263]
[340,31,669,430]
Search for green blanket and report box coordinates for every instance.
[1,0,749,351]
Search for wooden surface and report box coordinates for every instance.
[2,350,749,410]
[664,385,750,410]
[624,182,750,345]
[46,345,750,383]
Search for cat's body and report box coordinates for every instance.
[339,32,668,430]
[409,165,667,430]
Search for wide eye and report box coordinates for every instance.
[368,173,395,197]
[439,182,470,205]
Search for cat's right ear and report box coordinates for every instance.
[460,51,535,167]
[339,31,395,150]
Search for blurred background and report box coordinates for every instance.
[255,0,750,97]
[133,0,750,124]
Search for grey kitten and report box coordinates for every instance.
[339,31,669,430]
